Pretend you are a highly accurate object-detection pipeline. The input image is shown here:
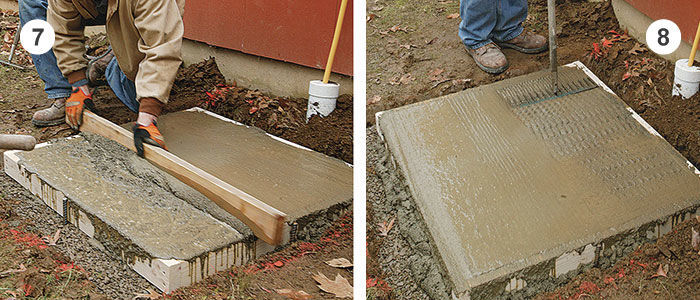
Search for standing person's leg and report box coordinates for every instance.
[19,0,73,126]
[492,0,527,43]
[493,0,547,54]
[458,0,497,49]
[458,0,508,74]
[104,58,140,113]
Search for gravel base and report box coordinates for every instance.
[367,127,452,299]
[0,155,155,299]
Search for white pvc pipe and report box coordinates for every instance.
[306,80,340,121]
[673,59,700,99]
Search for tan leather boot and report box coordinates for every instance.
[466,43,509,74]
[32,97,67,127]
[497,30,548,54]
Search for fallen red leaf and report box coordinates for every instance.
[651,264,667,278]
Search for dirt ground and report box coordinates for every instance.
[0,9,353,298]
[367,0,700,299]
[171,213,353,300]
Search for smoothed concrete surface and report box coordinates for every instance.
[157,108,353,221]
[14,134,243,261]
[377,62,700,297]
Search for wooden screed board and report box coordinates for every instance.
[80,111,287,245]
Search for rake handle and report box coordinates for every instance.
[547,0,558,95]
[689,20,700,67]
[322,0,349,84]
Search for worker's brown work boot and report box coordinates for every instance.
[31,97,66,127]
[497,30,548,54]
[466,43,508,74]
[86,48,115,85]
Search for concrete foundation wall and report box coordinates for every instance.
[612,0,698,64]
[181,39,353,99]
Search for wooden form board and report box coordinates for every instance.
[80,111,287,245]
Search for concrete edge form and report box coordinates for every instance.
[611,0,696,64]
[182,39,353,99]
[375,61,700,299]
[3,146,275,293]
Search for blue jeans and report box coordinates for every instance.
[459,0,527,49]
[105,58,138,112]
[19,0,70,99]
[18,0,137,112]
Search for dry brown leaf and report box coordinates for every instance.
[692,227,699,251]
[312,272,353,298]
[367,13,377,23]
[388,25,407,33]
[428,68,445,81]
[377,217,395,236]
[276,289,312,300]
[447,13,459,19]
[399,73,414,84]
[389,74,414,85]
[132,289,161,300]
[651,264,667,278]
[628,43,646,55]
[42,229,61,246]
[368,95,382,105]
[326,258,353,268]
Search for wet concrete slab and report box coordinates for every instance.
[156,108,353,221]
[3,108,352,292]
[376,62,700,298]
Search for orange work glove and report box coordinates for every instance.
[132,122,167,158]
[65,87,96,130]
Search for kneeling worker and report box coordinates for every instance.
[45,0,184,156]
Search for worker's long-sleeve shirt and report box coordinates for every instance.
[47,0,185,114]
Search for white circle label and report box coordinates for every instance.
[645,19,681,55]
[20,19,55,55]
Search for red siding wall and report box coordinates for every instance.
[183,0,353,76]
[624,0,699,44]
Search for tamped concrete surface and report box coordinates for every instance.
[376,62,700,296]
[14,134,244,261]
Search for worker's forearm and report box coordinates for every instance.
[66,69,88,87]
[132,0,183,105]
[139,97,164,117]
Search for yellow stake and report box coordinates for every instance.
[323,0,349,84]
[689,20,700,67]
